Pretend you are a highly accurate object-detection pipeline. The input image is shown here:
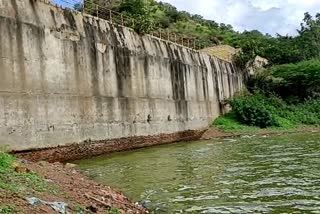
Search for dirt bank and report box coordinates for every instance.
[0,159,148,214]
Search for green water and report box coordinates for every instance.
[75,133,320,213]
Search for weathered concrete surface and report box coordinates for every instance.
[0,0,244,151]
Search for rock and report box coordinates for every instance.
[65,163,77,168]
[86,205,98,213]
[12,162,31,173]
[38,161,48,167]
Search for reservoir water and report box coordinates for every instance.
[75,133,320,213]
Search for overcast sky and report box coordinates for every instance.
[158,0,320,36]
[53,0,320,36]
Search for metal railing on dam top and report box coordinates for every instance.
[51,0,206,50]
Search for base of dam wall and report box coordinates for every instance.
[0,0,244,155]
[15,129,205,162]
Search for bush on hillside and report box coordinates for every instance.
[247,59,320,104]
[271,59,320,101]
[229,93,279,128]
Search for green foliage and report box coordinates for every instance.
[271,59,320,100]
[228,57,320,130]
[0,152,57,194]
[108,207,120,214]
[117,0,156,34]
[248,59,320,102]
[230,93,279,128]
[0,152,15,171]
[0,205,16,214]
[285,99,320,125]
[298,12,320,59]
[213,112,259,131]
[74,204,87,213]
[217,92,320,130]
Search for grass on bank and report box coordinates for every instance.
[0,150,56,194]
[213,112,259,132]
[0,151,122,214]
[0,205,16,214]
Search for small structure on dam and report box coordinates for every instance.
[0,0,244,158]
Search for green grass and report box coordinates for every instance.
[213,112,259,132]
[74,204,87,213]
[0,151,57,195]
[0,205,16,214]
[0,152,15,171]
[108,208,120,214]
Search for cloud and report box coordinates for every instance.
[157,0,320,35]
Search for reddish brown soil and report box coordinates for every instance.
[0,160,148,214]
[15,130,205,163]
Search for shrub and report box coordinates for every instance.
[285,98,320,125]
[230,93,279,128]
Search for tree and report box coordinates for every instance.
[297,12,320,59]
[117,0,156,34]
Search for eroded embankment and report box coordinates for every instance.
[15,130,205,162]
[0,158,148,213]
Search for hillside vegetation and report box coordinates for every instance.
[214,60,320,131]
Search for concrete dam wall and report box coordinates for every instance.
[0,0,244,154]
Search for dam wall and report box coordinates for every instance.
[0,0,244,152]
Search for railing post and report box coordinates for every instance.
[174,34,177,43]
[159,30,162,39]
[193,40,196,49]
[96,5,99,18]
[109,9,112,22]
[167,29,169,41]
[181,37,183,46]
[187,39,190,48]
